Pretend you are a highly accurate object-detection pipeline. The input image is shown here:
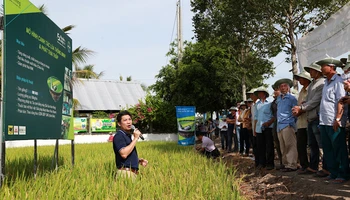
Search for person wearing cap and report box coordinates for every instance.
[226,106,238,153]
[316,57,349,183]
[218,115,228,151]
[253,87,275,170]
[293,71,312,174]
[238,99,253,156]
[270,83,283,169]
[275,78,298,172]
[292,62,329,177]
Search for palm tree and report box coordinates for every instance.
[74,64,104,79]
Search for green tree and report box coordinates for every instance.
[74,64,104,79]
[191,0,281,97]
[127,93,158,132]
[251,0,350,89]
[152,40,274,113]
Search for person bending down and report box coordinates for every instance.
[196,133,220,159]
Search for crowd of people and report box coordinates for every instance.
[214,56,350,184]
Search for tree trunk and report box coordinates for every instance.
[288,2,299,90]
[242,74,246,101]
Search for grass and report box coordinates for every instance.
[0,142,243,199]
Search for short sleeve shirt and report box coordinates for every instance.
[202,136,216,152]
[113,130,139,170]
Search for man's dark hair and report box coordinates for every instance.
[117,110,132,122]
[196,132,205,137]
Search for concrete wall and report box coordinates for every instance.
[5,134,179,148]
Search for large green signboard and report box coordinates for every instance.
[3,0,74,140]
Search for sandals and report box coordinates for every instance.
[314,170,330,177]
[331,178,346,184]
[297,168,316,175]
[280,168,297,172]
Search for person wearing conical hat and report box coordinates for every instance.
[316,57,349,183]
[292,71,312,174]
[274,78,298,172]
[292,62,329,176]
[253,87,275,170]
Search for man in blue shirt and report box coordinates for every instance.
[254,87,275,170]
[113,110,148,179]
[317,57,349,183]
[274,78,298,172]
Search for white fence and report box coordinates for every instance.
[5,133,179,148]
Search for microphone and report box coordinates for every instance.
[131,125,144,140]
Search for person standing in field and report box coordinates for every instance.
[293,71,312,174]
[274,78,298,172]
[254,87,275,170]
[113,110,148,179]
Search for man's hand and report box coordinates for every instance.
[139,158,148,167]
[262,122,269,127]
[344,80,350,92]
[292,106,301,116]
[133,128,142,140]
[333,120,341,131]
[339,96,350,105]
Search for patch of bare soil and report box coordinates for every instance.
[212,138,350,200]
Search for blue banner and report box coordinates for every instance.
[175,106,196,146]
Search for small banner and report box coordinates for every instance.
[175,106,196,146]
[90,118,116,133]
[74,118,87,133]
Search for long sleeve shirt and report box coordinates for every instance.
[276,93,297,132]
[297,86,309,129]
[254,99,273,133]
[301,77,325,122]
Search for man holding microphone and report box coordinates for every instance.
[113,110,148,179]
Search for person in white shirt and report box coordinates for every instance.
[196,133,220,158]
[219,115,228,151]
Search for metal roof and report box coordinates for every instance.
[73,79,146,111]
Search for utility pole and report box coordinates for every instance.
[176,0,183,62]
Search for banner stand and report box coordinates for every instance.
[51,140,59,171]
[0,142,5,187]
[34,140,37,178]
[71,140,75,167]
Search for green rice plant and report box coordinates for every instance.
[0,142,243,199]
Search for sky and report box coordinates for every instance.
[29,0,347,96]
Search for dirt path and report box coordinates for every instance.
[213,138,350,200]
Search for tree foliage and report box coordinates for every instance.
[127,93,177,133]
[151,40,274,113]
[74,64,104,79]
[190,0,350,90]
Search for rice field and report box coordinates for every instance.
[0,142,243,199]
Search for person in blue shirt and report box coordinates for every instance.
[317,57,349,183]
[113,110,148,179]
[253,87,275,170]
[274,78,298,172]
